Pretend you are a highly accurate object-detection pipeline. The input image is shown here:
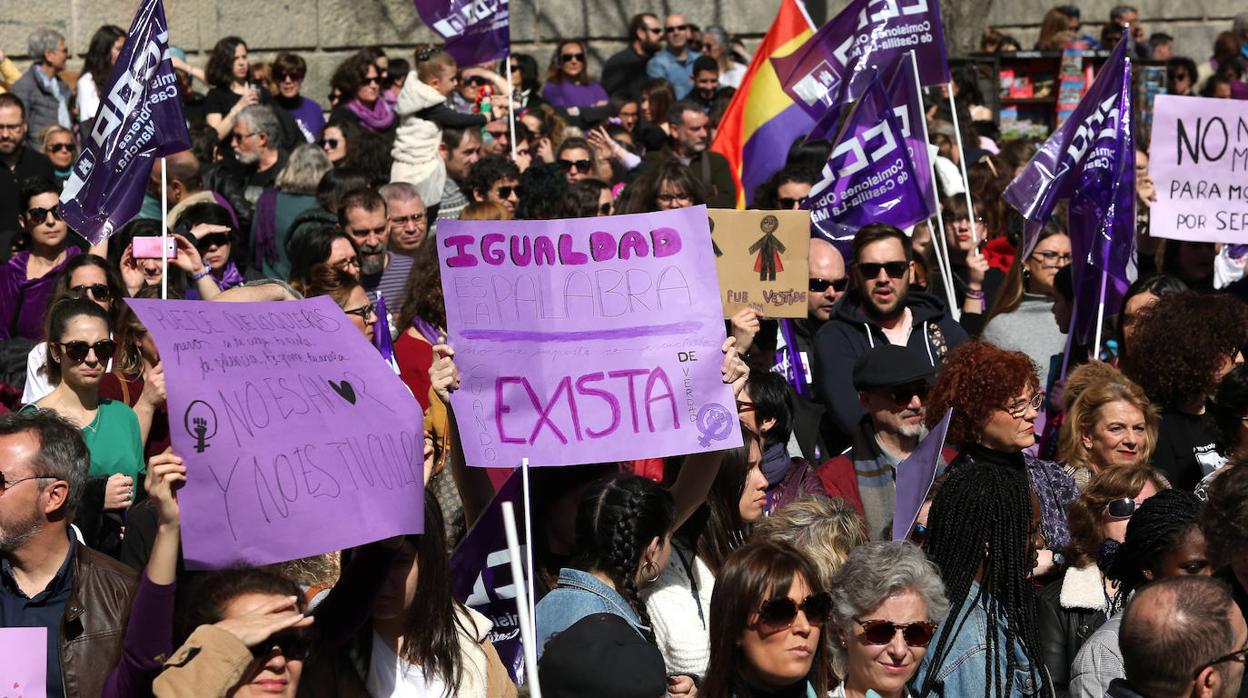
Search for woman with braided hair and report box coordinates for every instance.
[1067,489,1211,698]
[911,460,1050,698]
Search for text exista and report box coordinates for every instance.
[443,227,683,268]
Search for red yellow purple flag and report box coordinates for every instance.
[710,0,816,208]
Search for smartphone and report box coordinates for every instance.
[132,236,176,259]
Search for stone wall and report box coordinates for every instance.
[0,0,1239,106]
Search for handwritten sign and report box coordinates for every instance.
[1150,95,1248,243]
[438,206,743,467]
[0,627,46,696]
[127,297,424,569]
[709,209,810,318]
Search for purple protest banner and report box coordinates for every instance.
[888,53,935,216]
[771,0,950,124]
[438,207,742,467]
[892,408,950,541]
[1149,95,1248,243]
[806,76,931,246]
[451,470,526,683]
[0,627,46,696]
[126,297,424,569]
[412,0,509,67]
[58,0,191,244]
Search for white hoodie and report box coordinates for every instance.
[390,79,450,207]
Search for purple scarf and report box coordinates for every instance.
[346,98,395,133]
[214,261,246,290]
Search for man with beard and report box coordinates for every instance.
[376,181,427,303]
[0,410,136,698]
[813,224,966,451]
[432,125,482,226]
[0,94,54,247]
[815,345,950,539]
[602,13,664,100]
[339,187,391,301]
[202,104,288,231]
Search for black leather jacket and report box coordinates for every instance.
[1036,564,1111,695]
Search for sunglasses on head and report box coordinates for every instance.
[857,261,908,279]
[561,52,585,63]
[196,232,231,251]
[756,592,833,633]
[251,630,311,661]
[1105,497,1140,519]
[48,143,73,153]
[855,618,937,648]
[809,277,848,294]
[25,207,62,224]
[558,158,593,173]
[56,339,116,364]
[71,284,112,302]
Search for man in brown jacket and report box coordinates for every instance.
[0,409,136,697]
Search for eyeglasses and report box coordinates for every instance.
[230,131,258,143]
[1006,392,1044,417]
[561,52,585,63]
[756,592,833,633]
[657,193,693,206]
[854,618,938,648]
[0,472,52,495]
[666,24,690,33]
[495,185,517,199]
[558,158,593,173]
[48,143,73,153]
[318,138,341,150]
[332,256,360,272]
[778,197,804,209]
[1104,497,1141,519]
[251,630,312,661]
[1031,250,1073,265]
[1193,643,1248,679]
[56,339,117,364]
[857,261,909,279]
[736,399,755,414]
[886,381,929,406]
[196,232,231,251]
[809,277,848,294]
[25,207,62,224]
[277,72,304,82]
[71,284,112,302]
[389,213,427,227]
[343,301,375,320]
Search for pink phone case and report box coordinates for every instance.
[132,236,176,259]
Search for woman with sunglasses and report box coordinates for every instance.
[926,341,1078,576]
[1036,466,1167,693]
[701,539,832,697]
[271,51,324,143]
[541,39,608,110]
[177,202,246,297]
[1069,489,1211,697]
[27,299,144,539]
[827,542,949,698]
[982,227,1072,373]
[912,460,1051,698]
[1058,362,1158,490]
[329,51,396,135]
[39,124,75,183]
[305,264,376,340]
[0,177,81,343]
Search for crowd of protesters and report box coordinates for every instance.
[2,4,1248,698]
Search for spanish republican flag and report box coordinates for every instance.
[711,0,816,208]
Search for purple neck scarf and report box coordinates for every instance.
[347,98,395,133]
[214,260,246,290]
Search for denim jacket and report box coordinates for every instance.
[912,582,1044,697]
[535,568,649,658]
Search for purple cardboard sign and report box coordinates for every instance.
[438,207,743,468]
[892,408,950,541]
[1149,95,1248,244]
[0,627,47,696]
[126,297,425,569]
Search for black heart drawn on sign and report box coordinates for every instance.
[328,379,357,405]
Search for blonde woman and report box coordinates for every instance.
[751,495,869,588]
[1059,362,1159,490]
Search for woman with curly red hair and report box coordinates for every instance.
[926,340,1078,576]
[1121,291,1248,491]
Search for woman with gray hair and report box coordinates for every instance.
[251,142,332,279]
[829,541,949,698]
[700,26,746,88]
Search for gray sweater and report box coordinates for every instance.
[981,292,1067,377]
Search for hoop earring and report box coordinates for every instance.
[643,562,660,583]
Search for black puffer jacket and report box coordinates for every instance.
[1037,564,1112,696]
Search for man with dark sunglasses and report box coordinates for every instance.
[816,345,950,539]
[466,155,521,216]
[603,13,664,100]
[1113,576,1246,698]
[647,13,702,99]
[813,224,967,453]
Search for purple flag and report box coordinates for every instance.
[805,75,931,246]
[1004,38,1133,342]
[451,470,526,683]
[373,294,399,372]
[412,0,509,67]
[892,408,950,541]
[771,0,950,125]
[887,53,936,215]
[58,0,191,244]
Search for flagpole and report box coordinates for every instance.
[504,56,518,160]
[521,457,537,655]
[501,500,542,697]
[160,156,168,300]
[1060,291,1079,379]
[908,51,958,319]
[943,85,979,245]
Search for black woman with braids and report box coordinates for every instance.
[1067,489,1211,697]
[911,460,1051,698]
